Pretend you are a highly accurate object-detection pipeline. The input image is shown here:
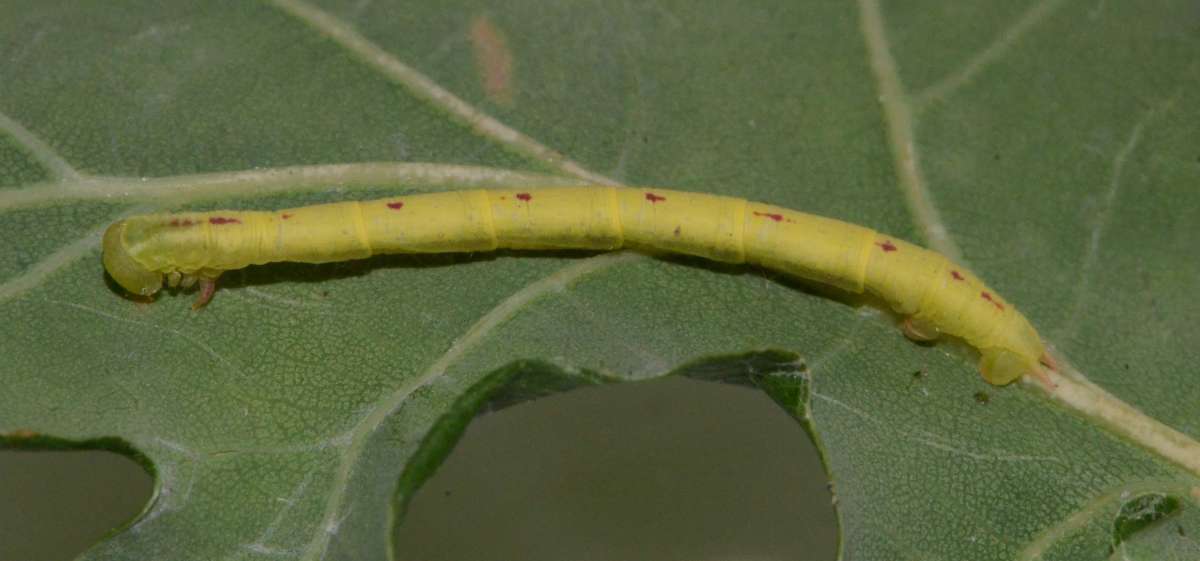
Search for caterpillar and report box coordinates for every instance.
[101,186,1055,387]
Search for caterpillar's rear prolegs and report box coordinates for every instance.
[1039,352,1060,372]
[167,271,183,288]
[1031,366,1057,392]
[1032,352,1060,391]
[902,317,940,342]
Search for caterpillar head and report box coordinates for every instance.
[102,220,163,297]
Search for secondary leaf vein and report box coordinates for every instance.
[264,0,616,186]
[914,0,1070,110]
[0,110,83,181]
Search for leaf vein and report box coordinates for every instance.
[1061,98,1176,340]
[0,110,83,181]
[264,0,617,186]
[0,163,583,212]
[914,0,1071,110]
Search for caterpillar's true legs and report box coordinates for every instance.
[165,271,219,309]
[192,276,220,310]
[902,317,940,342]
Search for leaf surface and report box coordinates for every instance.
[1,1,1198,560]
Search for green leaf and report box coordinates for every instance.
[2,1,1199,560]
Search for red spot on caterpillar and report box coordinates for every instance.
[280,213,294,220]
[951,270,964,281]
[876,240,898,252]
[645,192,666,203]
[209,217,240,225]
[469,15,515,107]
[386,201,405,210]
[516,192,532,202]
[168,218,195,227]
[980,291,1005,311]
[753,211,785,222]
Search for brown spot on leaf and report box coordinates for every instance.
[470,15,515,107]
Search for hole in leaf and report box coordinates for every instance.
[1112,492,1182,550]
[393,375,837,560]
[0,449,153,560]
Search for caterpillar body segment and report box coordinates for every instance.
[101,186,1049,385]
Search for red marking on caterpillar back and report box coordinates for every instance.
[753,211,785,222]
[168,218,195,227]
[516,192,532,202]
[980,291,1005,311]
[386,201,404,210]
[209,217,241,225]
[280,213,294,220]
[645,192,666,203]
[876,240,898,252]
[951,270,965,281]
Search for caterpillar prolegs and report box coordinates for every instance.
[102,186,1055,387]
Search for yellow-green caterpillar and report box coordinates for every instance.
[102,186,1054,386]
